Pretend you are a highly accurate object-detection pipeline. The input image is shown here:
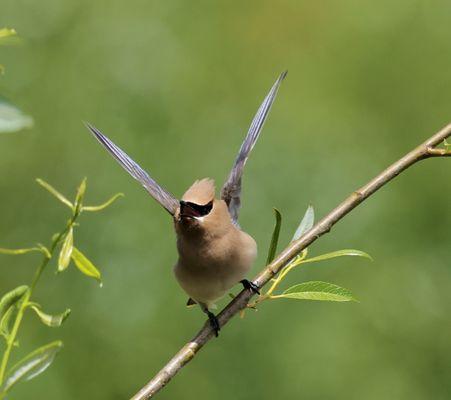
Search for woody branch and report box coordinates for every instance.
[131,123,451,400]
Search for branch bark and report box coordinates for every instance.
[131,123,451,400]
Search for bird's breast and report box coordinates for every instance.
[176,229,256,270]
[173,230,257,305]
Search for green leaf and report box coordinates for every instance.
[278,281,357,302]
[0,306,16,340]
[0,98,33,134]
[0,286,28,322]
[30,306,71,328]
[0,247,44,256]
[266,208,282,264]
[292,205,314,241]
[71,247,102,285]
[0,286,28,342]
[0,341,63,393]
[58,228,73,272]
[82,193,124,212]
[36,179,73,209]
[301,249,373,265]
[74,178,87,212]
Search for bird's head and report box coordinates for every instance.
[175,178,231,236]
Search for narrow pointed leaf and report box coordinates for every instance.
[266,208,282,264]
[0,247,44,256]
[74,178,87,211]
[82,193,124,212]
[0,305,16,339]
[292,205,314,241]
[301,249,373,265]
[0,98,33,134]
[0,286,28,321]
[71,247,102,284]
[278,281,356,302]
[58,228,73,272]
[36,179,73,209]
[0,341,63,393]
[30,306,71,328]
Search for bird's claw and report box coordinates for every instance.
[207,311,220,337]
[240,279,260,295]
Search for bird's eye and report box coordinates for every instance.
[187,201,213,216]
[179,200,214,218]
[201,201,213,215]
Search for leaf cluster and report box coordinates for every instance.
[0,179,121,398]
[243,206,372,314]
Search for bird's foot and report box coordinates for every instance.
[206,310,220,337]
[240,279,260,295]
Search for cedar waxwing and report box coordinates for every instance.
[86,71,286,336]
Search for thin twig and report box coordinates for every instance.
[131,123,451,400]
[426,147,451,157]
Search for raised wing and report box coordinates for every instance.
[85,123,179,215]
[220,71,287,222]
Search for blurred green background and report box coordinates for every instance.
[1,1,450,399]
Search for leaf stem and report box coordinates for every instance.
[265,251,307,297]
[0,290,29,393]
[0,211,80,390]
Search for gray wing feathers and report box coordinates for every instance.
[221,71,287,222]
[85,123,179,215]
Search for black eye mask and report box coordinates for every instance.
[179,200,213,218]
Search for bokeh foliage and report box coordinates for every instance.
[1,1,450,399]
[0,28,33,133]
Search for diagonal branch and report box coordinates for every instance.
[131,123,451,400]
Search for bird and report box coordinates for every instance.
[85,71,286,336]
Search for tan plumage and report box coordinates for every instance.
[86,71,286,335]
[181,178,216,205]
[174,179,257,308]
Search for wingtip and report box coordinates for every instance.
[83,120,95,133]
[272,70,287,89]
[83,121,104,141]
[82,120,92,129]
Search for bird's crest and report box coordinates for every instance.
[182,178,215,205]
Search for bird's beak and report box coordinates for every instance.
[179,201,201,219]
